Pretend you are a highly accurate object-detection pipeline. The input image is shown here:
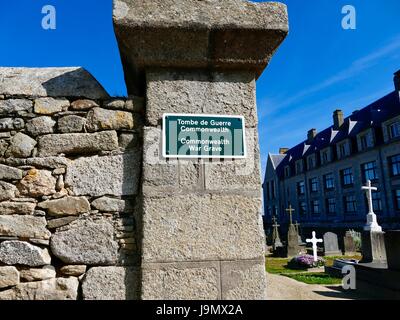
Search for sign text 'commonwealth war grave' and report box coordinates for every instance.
[163,114,246,159]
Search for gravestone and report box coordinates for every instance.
[294,221,303,245]
[271,217,284,257]
[272,217,283,250]
[384,231,400,270]
[323,232,342,256]
[287,225,301,257]
[360,180,386,263]
[344,231,357,255]
[113,0,289,300]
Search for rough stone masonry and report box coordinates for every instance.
[0,67,143,300]
[0,0,288,300]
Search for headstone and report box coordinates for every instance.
[361,231,387,263]
[285,205,300,257]
[360,181,386,263]
[294,221,303,245]
[287,225,301,257]
[323,232,342,256]
[271,217,283,250]
[384,230,400,270]
[344,231,357,255]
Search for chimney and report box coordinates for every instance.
[333,110,344,130]
[307,128,317,143]
[394,70,400,92]
[279,148,289,155]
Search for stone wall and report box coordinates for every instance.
[0,0,289,300]
[0,67,143,300]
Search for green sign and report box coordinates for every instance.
[162,113,246,158]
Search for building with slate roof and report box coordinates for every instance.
[263,70,400,237]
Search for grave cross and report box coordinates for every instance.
[271,216,283,249]
[362,180,377,214]
[294,221,300,233]
[306,231,323,262]
[361,180,382,232]
[272,216,279,228]
[285,205,295,225]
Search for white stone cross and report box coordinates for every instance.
[306,231,323,262]
[361,180,382,232]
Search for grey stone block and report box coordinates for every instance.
[204,129,261,192]
[58,115,86,133]
[19,266,56,282]
[37,131,119,156]
[70,99,99,110]
[141,194,265,262]
[142,126,203,194]
[0,201,36,215]
[0,99,32,116]
[38,197,90,217]
[86,107,135,132]
[60,265,87,277]
[82,267,139,300]
[0,181,17,201]
[0,277,79,300]
[0,215,51,240]
[0,67,109,99]
[25,157,71,169]
[34,98,69,115]
[221,259,266,300]
[6,132,36,158]
[65,152,140,197]
[0,241,51,267]
[0,164,23,180]
[91,197,133,213]
[0,266,19,289]
[26,117,56,136]
[141,262,220,300]
[146,71,258,127]
[50,218,119,265]
[0,118,25,131]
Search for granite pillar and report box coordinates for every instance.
[113,0,288,300]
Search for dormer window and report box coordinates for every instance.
[322,151,328,163]
[284,166,290,178]
[338,141,350,159]
[358,130,373,151]
[320,148,331,165]
[389,122,400,139]
[307,155,316,170]
[360,135,368,150]
[295,160,303,174]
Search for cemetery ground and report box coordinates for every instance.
[265,255,375,300]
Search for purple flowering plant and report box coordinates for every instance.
[288,254,325,270]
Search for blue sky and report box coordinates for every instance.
[1,0,399,178]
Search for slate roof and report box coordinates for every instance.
[269,154,286,169]
[272,90,400,179]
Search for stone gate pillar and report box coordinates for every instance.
[113,0,288,300]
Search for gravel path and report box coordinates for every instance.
[266,273,368,300]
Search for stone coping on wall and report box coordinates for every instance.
[0,67,110,99]
[113,0,289,92]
